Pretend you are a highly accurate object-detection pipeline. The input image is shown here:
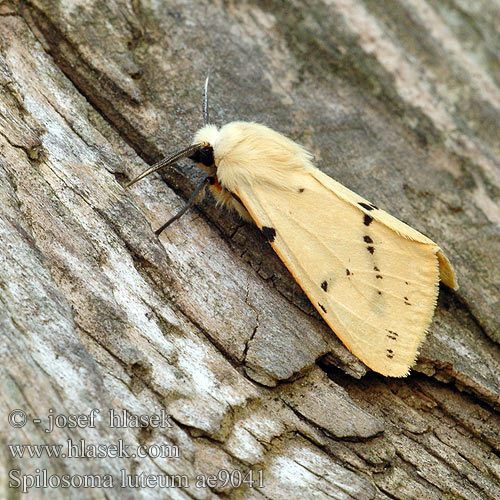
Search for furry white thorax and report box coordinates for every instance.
[193,121,315,193]
[193,124,219,147]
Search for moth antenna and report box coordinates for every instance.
[126,143,203,188]
[203,72,211,125]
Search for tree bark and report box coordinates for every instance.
[0,0,499,499]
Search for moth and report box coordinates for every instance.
[127,78,458,377]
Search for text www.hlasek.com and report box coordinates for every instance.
[8,439,178,459]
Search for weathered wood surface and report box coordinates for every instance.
[0,0,499,498]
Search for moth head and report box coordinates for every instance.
[188,124,219,170]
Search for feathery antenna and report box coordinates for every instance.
[203,72,211,125]
[126,143,203,188]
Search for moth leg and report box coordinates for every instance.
[155,176,213,235]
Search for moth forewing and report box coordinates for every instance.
[232,164,443,377]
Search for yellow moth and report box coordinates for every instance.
[127,80,458,377]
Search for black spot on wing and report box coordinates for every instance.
[318,303,327,313]
[386,349,394,359]
[373,266,380,272]
[367,246,375,254]
[364,235,373,244]
[346,269,351,276]
[376,275,383,279]
[261,226,276,242]
[321,281,328,291]
[377,291,382,295]
[370,203,378,210]
[358,202,374,211]
[386,330,398,340]
[364,215,373,226]
[298,188,305,193]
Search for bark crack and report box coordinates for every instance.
[242,277,260,364]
